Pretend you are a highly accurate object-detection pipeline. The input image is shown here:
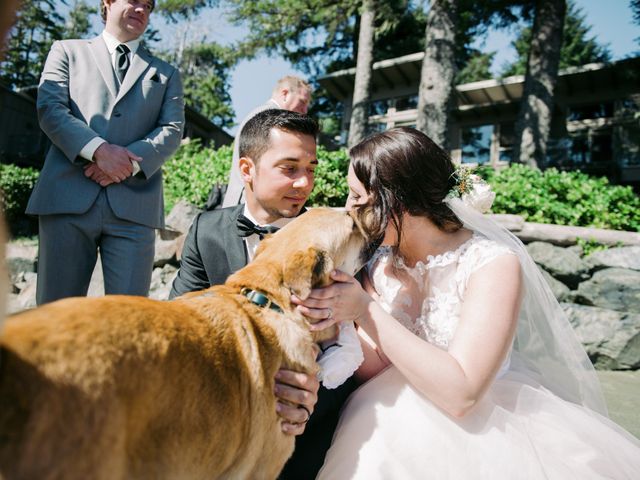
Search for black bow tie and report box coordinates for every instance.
[236,214,280,239]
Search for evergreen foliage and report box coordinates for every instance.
[166,42,236,128]
[501,0,611,77]
[0,0,66,89]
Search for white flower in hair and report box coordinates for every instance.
[446,167,496,214]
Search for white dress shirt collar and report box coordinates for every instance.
[242,206,293,262]
[102,29,141,57]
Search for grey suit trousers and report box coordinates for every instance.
[36,190,155,305]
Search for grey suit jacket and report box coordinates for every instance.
[221,99,279,208]
[26,35,185,229]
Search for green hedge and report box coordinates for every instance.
[2,146,638,235]
[163,140,233,212]
[477,164,640,232]
[0,164,40,235]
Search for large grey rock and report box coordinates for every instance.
[526,241,589,288]
[153,232,179,268]
[164,200,202,236]
[562,302,640,370]
[14,272,37,313]
[574,268,640,314]
[585,246,640,272]
[517,222,640,247]
[6,241,38,283]
[149,264,178,300]
[540,268,570,301]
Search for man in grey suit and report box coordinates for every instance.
[221,75,311,208]
[27,0,184,305]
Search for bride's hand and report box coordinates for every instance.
[291,270,374,331]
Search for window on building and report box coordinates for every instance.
[618,96,640,118]
[567,102,614,121]
[395,95,419,111]
[568,132,590,165]
[591,129,613,164]
[368,99,390,117]
[498,123,515,163]
[461,125,493,164]
[365,121,387,136]
[617,124,640,166]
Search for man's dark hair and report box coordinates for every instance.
[238,109,318,163]
[100,0,155,22]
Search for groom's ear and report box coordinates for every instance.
[239,157,255,185]
[283,247,334,300]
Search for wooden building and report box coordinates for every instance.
[318,55,640,184]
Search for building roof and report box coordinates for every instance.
[317,54,640,108]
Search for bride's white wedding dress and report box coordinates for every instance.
[317,233,640,479]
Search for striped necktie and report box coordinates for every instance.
[115,44,130,84]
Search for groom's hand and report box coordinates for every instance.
[84,163,113,186]
[93,142,141,183]
[275,369,319,436]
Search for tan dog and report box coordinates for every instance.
[0,207,370,480]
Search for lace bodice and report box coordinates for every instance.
[368,233,513,350]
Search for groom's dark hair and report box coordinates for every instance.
[238,109,318,164]
[349,127,463,249]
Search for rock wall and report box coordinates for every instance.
[6,203,640,370]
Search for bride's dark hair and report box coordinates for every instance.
[349,127,462,247]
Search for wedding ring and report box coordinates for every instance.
[300,405,311,424]
[326,307,333,320]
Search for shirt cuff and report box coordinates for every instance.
[79,137,106,161]
[131,160,141,176]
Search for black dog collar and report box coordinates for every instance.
[241,288,284,314]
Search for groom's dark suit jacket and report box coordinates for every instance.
[169,204,356,479]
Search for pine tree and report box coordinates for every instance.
[501,0,610,77]
[0,0,65,89]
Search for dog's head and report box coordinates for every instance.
[267,208,371,300]
[226,208,372,342]
[228,207,371,310]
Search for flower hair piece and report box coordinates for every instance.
[446,165,495,214]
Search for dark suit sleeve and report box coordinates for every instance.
[169,214,211,299]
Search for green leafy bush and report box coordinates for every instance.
[162,140,233,212]
[308,146,349,207]
[478,164,640,232]
[0,164,40,233]
[163,142,639,232]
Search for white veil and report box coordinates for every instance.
[444,196,608,416]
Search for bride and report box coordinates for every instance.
[293,127,640,479]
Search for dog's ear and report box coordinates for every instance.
[283,247,334,300]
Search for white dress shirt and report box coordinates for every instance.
[241,206,293,262]
[79,30,142,175]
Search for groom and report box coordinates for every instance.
[170,109,356,478]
